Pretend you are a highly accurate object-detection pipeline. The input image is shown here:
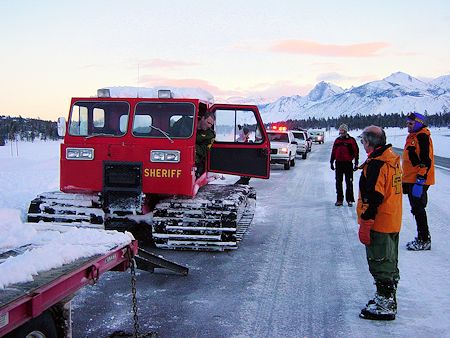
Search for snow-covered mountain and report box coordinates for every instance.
[257,72,450,123]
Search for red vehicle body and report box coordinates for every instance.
[28,88,271,250]
[60,97,270,197]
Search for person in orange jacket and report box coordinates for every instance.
[357,125,402,321]
[402,112,435,251]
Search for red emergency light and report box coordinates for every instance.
[271,125,287,131]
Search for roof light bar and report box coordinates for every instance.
[97,88,111,98]
[158,89,173,99]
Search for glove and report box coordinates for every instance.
[358,218,374,245]
[330,162,335,171]
[353,162,358,171]
[412,176,426,198]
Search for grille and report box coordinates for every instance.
[270,149,278,154]
[103,162,142,190]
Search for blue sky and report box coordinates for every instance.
[0,0,449,120]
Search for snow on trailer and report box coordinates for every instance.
[0,219,137,337]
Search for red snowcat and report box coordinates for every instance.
[27,87,270,250]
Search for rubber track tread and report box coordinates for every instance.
[152,184,256,251]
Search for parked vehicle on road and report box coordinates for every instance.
[291,130,309,159]
[309,130,325,144]
[267,129,297,170]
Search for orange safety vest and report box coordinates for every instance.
[357,146,402,233]
[402,127,435,185]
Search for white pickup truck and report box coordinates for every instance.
[291,130,309,159]
[267,130,297,170]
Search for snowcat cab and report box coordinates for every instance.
[27,87,270,250]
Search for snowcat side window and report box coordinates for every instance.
[214,109,262,144]
[69,105,88,136]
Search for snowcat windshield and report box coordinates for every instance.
[132,102,195,138]
[69,101,129,137]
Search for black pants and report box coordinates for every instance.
[403,183,430,241]
[335,161,354,203]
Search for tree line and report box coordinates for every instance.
[280,111,450,131]
[0,115,59,145]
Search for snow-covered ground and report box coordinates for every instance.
[0,127,449,336]
[0,140,132,289]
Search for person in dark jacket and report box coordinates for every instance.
[195,111,216,177]
[402,112,435,251]
[357,125,402,321]
[330,124,359,206]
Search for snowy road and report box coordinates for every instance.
[70,142,450,338]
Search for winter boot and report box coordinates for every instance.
[348,202,353,207]
[406,237,431,251]
[360,281,397,320]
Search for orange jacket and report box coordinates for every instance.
[402,127,435,185]
[357,145,402,233]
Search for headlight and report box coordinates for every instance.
[279,147,288,154]
[66,148,94,160]
[151,150,180,163]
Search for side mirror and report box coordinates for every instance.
[57,117,66,137]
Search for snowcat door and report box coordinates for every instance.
[208,104,270,179]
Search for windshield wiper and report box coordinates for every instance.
[149,125,174,143]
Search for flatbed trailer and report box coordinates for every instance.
[0,240,138,337]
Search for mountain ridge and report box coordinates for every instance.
[226,72,450,123]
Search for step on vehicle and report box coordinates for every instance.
[27,87,271,251]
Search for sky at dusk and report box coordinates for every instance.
[1,0,449,120]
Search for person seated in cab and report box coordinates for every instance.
[195,111,216,177]
[171,115,194,137]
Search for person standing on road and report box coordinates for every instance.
[357,125,402,321]
[402,112,435,251]
[330,124,359,206]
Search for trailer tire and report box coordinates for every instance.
[5,310,58,338]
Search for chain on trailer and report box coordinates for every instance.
[109,249,158,338]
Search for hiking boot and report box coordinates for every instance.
[335,201,343,206]
[360,294,396,320]
[406,237,431,251]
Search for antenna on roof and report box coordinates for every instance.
[137,63,140,98]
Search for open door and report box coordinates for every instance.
[208,104,270,179]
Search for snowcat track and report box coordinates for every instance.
[152,184,256,251]
[27,191,105,225]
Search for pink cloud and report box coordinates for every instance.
[270,39,390,57]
